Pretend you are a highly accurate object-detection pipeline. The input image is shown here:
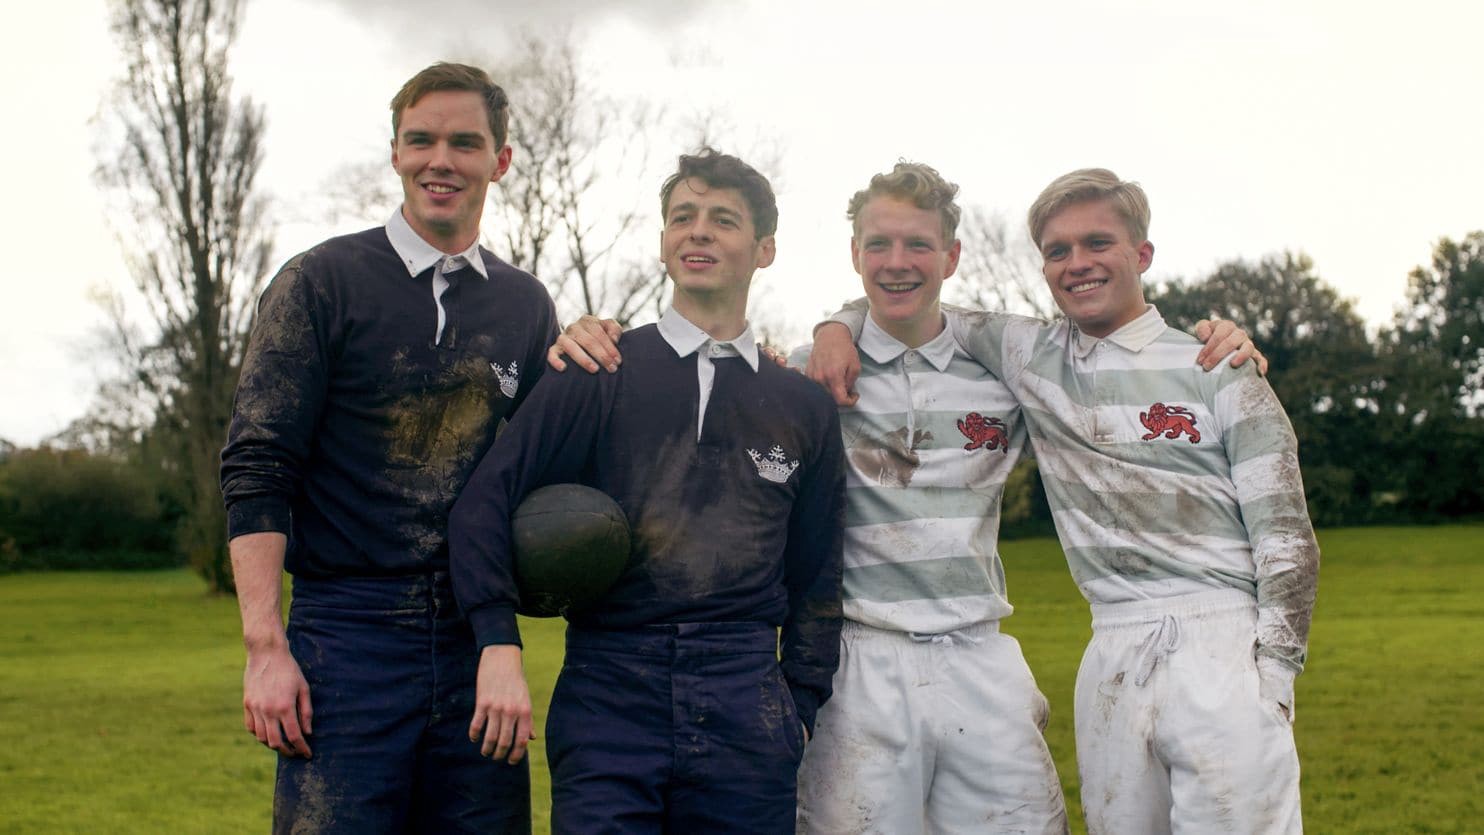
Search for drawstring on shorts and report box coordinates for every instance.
[909,630,984,648]
[1134,614,1182,687]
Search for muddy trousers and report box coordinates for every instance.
[274,573,530,835]
[546,622,805,835]
[1075,589,1302,835]
[796,621,1069,835]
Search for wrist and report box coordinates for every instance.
[1257,655,1297,708]
[480,643,523,661]
[242,631,289,654]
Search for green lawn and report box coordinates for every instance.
[1,524,1480,833]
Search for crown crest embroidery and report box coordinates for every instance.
[748,445,800,484]
[490,361,519,399]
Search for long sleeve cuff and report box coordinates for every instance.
[468,603,522,649]
[226,496,292,540]
[1257,654,1298,713]
[789,685,822,737]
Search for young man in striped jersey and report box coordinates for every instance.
[812,168,1318,834]
[789,163,1069,834]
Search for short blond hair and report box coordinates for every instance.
[846,161,961,242]
[1027,168,1150,247]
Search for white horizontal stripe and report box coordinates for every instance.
[1075,572,1221,605]
[851,368,1020,416]
[843,516,1001,570]
[1033,440,1238,504]
[1231,450,1300,501]
[845,597,1014,635]
[844,444,1020,491]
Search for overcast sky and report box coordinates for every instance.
[2,0,1481,446]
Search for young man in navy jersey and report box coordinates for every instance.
[221,63,557,833]
[449,149,846,834]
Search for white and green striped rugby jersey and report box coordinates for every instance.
[830,302,1319,677]
[791,312,1027,635]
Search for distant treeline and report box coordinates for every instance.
[0,446,182,571]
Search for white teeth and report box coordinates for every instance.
[425,184,456,194]
[684,256,715,263]
[880,283,918,292]
[1068,280,1105,294]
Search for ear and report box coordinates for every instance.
[1137,240,1155,273]
[755,236,776,270]
[850,237,864,276]
[389,136,399,171]
[491,144,513,183]
[943,239,962,280]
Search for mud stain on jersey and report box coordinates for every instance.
[847,426,932,488]
[1109,550,1154,577]
[385,353,501,476]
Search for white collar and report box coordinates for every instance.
[860,312,956,372]
[656,306,760,372]
[1071,304,1166,358]
[384,208,490,280]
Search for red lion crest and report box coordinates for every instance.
[1140,402,1201,443]
[957,412,1010,454]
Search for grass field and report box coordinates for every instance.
[1,524,1480,833]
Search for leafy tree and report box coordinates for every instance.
[92,0,273,592]
[1376,233,1484,517]
[1148,254,1390,523]
[1388,232,1484,419]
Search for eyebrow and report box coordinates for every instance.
[667,202,743,220]
[400,129,487,145]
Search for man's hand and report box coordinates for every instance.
[547,315,623,374]
[806,322,861,406]
[242,642,313,758]
[760,344,791,369]
[231,531,311,758]
[1193,318,1269,375]
[470,644,534,765]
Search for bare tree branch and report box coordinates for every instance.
[947,207,1053,319]
[88,0,273,593]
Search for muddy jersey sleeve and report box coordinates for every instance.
[449,365,608,648]
[1218,365,1320,706]
[221,258,333,539]
[778,403,847,734]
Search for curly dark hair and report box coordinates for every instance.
[659,148,778,238]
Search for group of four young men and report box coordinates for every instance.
[222,61,1318,834]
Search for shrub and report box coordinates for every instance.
[0,448,178,571]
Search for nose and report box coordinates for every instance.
[428,140,454,171]
[688,221,713,242]
[1067,245,1093,273]
[885,242,910,270]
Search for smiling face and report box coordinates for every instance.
[391,90,511,253]
[1037,198,1154,338]
[852,196,960,348]
[659,177,775,299]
